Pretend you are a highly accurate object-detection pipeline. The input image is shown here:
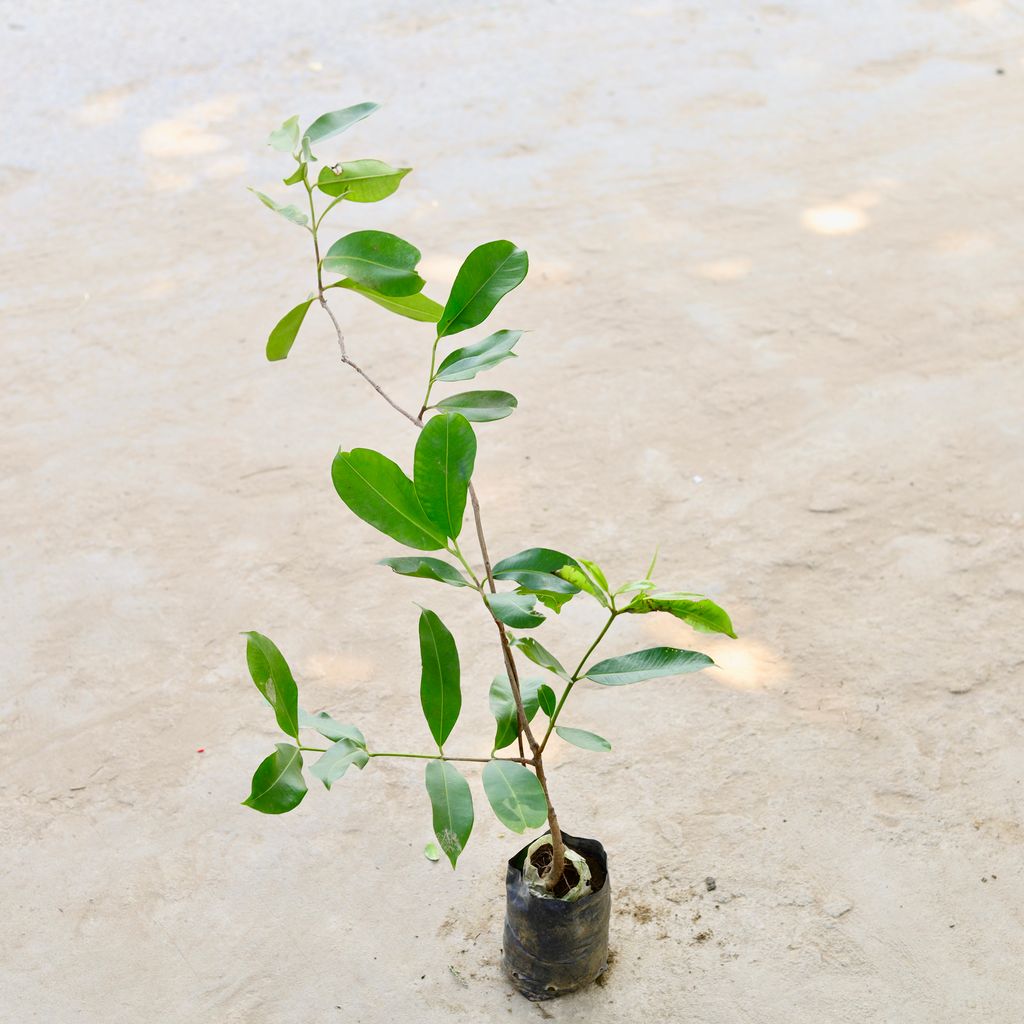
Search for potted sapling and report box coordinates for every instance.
[241,102,736,1000]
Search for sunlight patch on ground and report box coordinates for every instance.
[692,257,752,282]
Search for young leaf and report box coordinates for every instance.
[481,760,548,833]
[489,675,543,751]
[248,187,309,228]
[626,596,737,638]
[510,636,571,682]
[268,115,300,153]
[555,726,611,752]
[434,329,521,382]
[310,738,369,789]
[332,448,446,551]
[330,278,442,323]
[557,564,609,609]
[578,558,609,594]
[425,760,474,868]
[585,647,714,686]
[303,102,379,145]
[434,390,518,422]
[317,160,411,202]
[418,608,461,747]
[244,632,300,739]
[322,230,425,297]
[537,684,557,717]
[437,241,529,338]
[486,592,545,629]
[377,556,471,588]
[282,163,307,186]
[414,412,476,540]
[298,709,366,747]
[243,743,306,814]
[266,299,313,361]
[614,579,657,596]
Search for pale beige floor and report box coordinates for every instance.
[3,2,1023,1022]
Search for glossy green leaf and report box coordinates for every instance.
[481,760,548,833]
[425,760,474,868]
[493,547,580,576]
[266,299,313,361]
[537,684,557,717]
[244,632,300,739]
[555,726,611,752]
[434,390,518,422]
[303,102,379,145]
[243,743,306,814]
[626,595,737,638]
[434,329,520,382]
[486,592,545,629]
[298,709,365,747]
[557,565,609,609]
[248,187,309,228]
[424,841,441,862]
[331,448,446,551]
[317,160,411,202]
[310,738,369,789]
[493,569,578,595]
[282,163,307,186]
[489,675,543,751]
[437,241,529,338]
[510,636,571,682]
[268,115,300,153]
[578,558,609,594]
[414,412,476,540]
[330,278,442,323]
[418,608,461,747]
[322,230,425,297]
[377,556,471,588]
[585,647,714,686]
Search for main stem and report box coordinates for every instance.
[307,208,567,886]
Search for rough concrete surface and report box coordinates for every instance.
[2,2,1023,1021]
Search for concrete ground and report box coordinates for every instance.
[3,2,1023,1021]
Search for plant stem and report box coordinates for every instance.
[299,745,327,753]
[370,751,532,765]
[418,335,442,418]
[538,609,619,754]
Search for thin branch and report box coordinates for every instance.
[369,751,533,765]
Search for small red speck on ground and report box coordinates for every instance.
[197,748,205,753]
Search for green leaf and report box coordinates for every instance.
[434,390,518,422]
[555,726,611,752]
[310,738,369,789]
[537,684,557,717]
[330,278,442,323]
[266,299,313,361]
[614,579,656,596]
[418,608,461,747]
[489,675,543,751]
[434,329,520,382]
[585,647,714,686]
[268,115,300,153]
[248,187,309,228]
[424,841,441,862]
[626,596,737,638]
[493,569,578,595]
[578,558,609,594]
[317,160,411,202]
[377,556,471,588]
[510,636,571,682]
[532,590,575,614]
[414,412,476,540]
[282,163,307,186]
[244,632,300,739]
[437,241,529,338]
[298,709,365,747]
[303,102,379,145]
[322,230,425,297]
[481,760,548,834]
[243,743,306,814]
[486,592,545,629]
[493,547,580,576]
[332,448,446,551]
[557,565,609,609]
[424,760,474,868]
